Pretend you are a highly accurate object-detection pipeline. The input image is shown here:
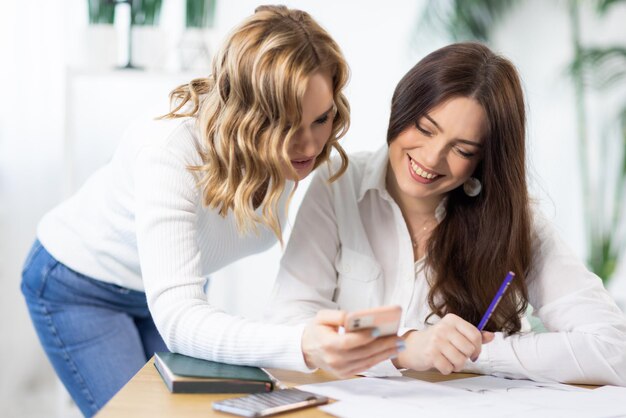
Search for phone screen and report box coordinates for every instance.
[212,388,329,417]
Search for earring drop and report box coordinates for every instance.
[463,177,482,197]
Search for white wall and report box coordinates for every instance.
[0,1,69,417]
[1,1,625,417]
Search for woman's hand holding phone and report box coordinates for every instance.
[394,313,495,374]
[301,309,402,378]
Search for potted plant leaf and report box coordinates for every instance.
[88,0,115,24]
[131,0,162,26]
[186,0,216,29]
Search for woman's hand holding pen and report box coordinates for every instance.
[393,313,494,375]
[301,310,402,379]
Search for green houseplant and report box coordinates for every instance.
[567,0,626,281]
[131,0,162,26]
[87,0,163,26]
[186,0,217,29]
[88,0,115,24]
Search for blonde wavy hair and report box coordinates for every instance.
[161,5,350,243]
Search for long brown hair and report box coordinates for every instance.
[161,5,350,242]
[387,42,531,333]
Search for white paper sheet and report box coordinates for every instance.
[437,376,626,418]
[356,359,403,378]
[438,375,588,394]
[320,398,533,418]
[299,376,626,418]
[299,375,470,404]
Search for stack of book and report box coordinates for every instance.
[154,352,274,394]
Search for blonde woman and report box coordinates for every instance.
[20,6,400,417]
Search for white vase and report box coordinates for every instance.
[68,24,118,70]
[131,26,167,71]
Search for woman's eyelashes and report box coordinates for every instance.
[416,122,477,159]
[455,147,475,158]
[415,123,433,136]
[314,113,330,125]
[283,113,330,133]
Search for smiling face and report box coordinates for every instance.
[284,71,335,180]
[387,96,487,210]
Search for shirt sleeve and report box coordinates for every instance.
[464,213,626,386]
[265,163,341,325]
[134,145,309,372]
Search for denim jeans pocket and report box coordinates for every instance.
[22,240,43,275]
[21,240,59,298]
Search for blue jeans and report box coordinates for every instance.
[20,240,168,417]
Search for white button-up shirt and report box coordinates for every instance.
[267,146,626,385]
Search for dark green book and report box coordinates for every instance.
[154,352,274,394]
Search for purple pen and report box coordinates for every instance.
[477,271,516,331]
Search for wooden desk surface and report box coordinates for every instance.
[96,358,480,418]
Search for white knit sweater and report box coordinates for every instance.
[38,117,309,371]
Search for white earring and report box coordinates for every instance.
[463,177,482,197]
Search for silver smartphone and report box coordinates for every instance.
[212,388,329,417]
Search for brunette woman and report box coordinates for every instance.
[270,42,626,386]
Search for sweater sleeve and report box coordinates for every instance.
[134,145,309,371]
[464,214,626,386]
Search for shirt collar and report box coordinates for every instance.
[357,145,391,202]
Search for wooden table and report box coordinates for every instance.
[96,358,480,417]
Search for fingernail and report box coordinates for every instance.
[370,328,381,338]
[471,355,478,362]
[389,354,398,360]
[396,340,406,352]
